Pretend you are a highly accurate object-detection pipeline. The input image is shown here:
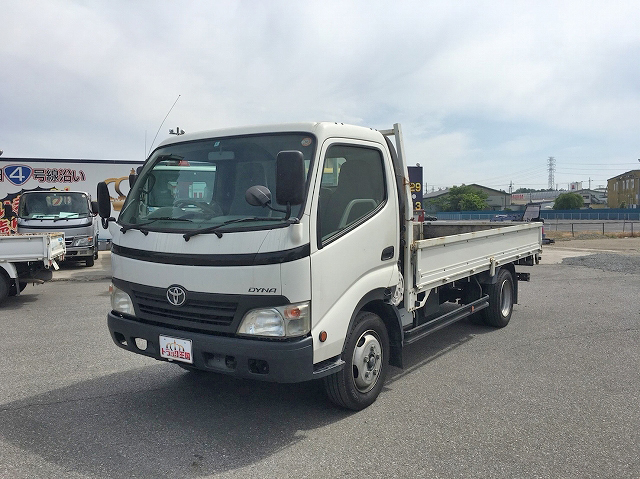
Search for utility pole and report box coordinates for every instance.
[509,181,513,194]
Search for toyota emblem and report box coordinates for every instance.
[166,285,187,306]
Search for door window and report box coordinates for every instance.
[318,145,386,243]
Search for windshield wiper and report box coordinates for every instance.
[53,214,87,221]
[183,217,292,241]
[121,217,194,235]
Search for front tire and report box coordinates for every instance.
[323,311,389,410]
[85,257,95,267]
[481,268,514,327]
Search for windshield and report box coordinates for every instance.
[118,132,316,233]
[19,192,91,219]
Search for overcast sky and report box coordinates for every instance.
[2,1,639,191]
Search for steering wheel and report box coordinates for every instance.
[174,199,223,216]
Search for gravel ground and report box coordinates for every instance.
[549,236,640,274]
[562,253,640,274]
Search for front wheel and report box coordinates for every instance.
[323,311,389,410]
[481,268,514,327]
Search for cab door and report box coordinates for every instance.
[310,139,399,363]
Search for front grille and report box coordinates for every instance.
[65,238,73,247]
[113,278,288,336]
[132,288,237,328]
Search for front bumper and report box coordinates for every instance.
[108,312,329,383]
[64,246,94,260]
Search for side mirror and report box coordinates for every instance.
[245,185,272,207]
[129,168,137,189]
[97,181,113,228]
[90,201,99,215]
[276,151,305,206]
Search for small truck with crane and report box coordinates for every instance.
[97,122,542,410]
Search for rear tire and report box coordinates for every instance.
[323,311,389,410]
[0,275,9,305]
[8,281,27,297]
[481,268,514,327]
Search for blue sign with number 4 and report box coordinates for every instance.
[3,165,33,186]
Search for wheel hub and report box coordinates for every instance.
[352,331,382,393]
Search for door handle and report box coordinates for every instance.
[381,246,394,261]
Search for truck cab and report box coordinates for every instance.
[17,191,99,266]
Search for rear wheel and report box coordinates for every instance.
[323,311,389,410]
[9,281,27,297]
[481,268,514,327]
[0,274,9,305]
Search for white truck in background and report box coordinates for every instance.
[0,232,65,305]
[97,122,542,410]
[17,190,100,267]
[0,158,144,242]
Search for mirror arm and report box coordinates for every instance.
[101,217,115,229]
[263,201,291,220]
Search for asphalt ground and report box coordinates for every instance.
[1,237,638,478]
[52,250,112,282]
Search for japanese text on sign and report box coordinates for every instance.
[33,168,86,183]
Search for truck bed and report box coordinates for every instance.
[411,221,542,293]
[0,232,66,264]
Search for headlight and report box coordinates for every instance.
[238,301,310,338]
[110,283,135,316]
[72,236,93,247]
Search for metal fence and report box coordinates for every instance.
[546,221,638,237]
[435,208,640,221]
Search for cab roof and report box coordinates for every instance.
[156,122,387,149]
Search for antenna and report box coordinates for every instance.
[147,95,181,157]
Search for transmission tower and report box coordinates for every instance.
[547,157,556,190]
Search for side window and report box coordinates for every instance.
[318,145,386,243]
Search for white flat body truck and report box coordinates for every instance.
[0,232,65,304]
[97,122,542,410]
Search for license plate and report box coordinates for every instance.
[159,335,193,364]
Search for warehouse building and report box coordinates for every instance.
[608,170,640,208]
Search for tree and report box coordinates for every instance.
[447,185,488,211]
[424,185,489,212]
[460,193,487,211]
[553,192,584,210]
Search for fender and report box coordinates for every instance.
[0,262,18,279]
[477,264,518,304]
[342,288,404,369]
